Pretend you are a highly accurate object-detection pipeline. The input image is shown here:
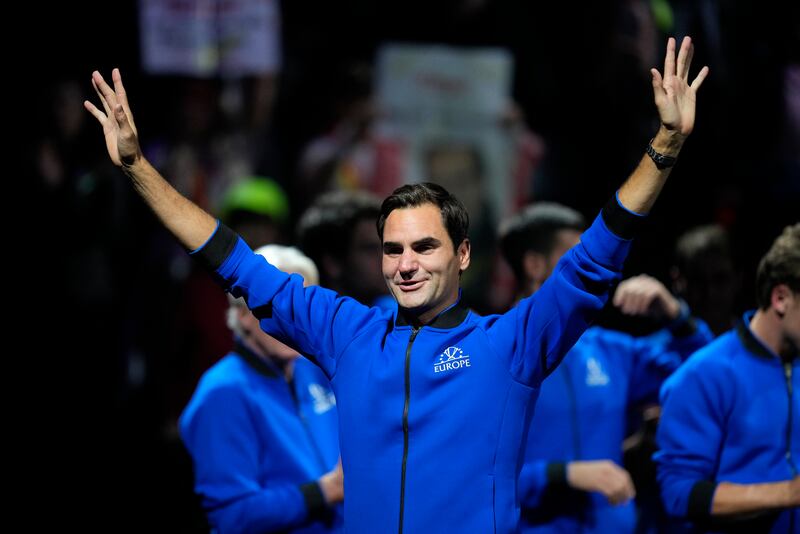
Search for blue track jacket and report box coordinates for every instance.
[190,196,643,533]
[518,322,713,533]
[655,312,800,533]
[180,343,343,534]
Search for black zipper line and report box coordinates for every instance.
[399,326,420,534]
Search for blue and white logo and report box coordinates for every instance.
[585,356,609,386]
[308,383,336,414]
[434,346,471,373]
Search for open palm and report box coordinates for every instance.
[651,37,709,137]
[84,68,141,167]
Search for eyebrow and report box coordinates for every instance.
[413,237,441,248]
[383,237,442,250]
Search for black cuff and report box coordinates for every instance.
[667,299,697,337]
[546,462,569,488]
[189,222,238,272]
[300,482,329,520]
[687,480,717,519]
[601,195,646,241]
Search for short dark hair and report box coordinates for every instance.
[755,223,800,309]
[297,190,382,266]
[498,202,585,281]
[377,182,469,251]
[673,225,732,279]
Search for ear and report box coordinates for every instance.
[771,284,793,317]
[457,239,471,272]
[522,250,548,287]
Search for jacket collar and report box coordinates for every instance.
[735,310,782,361]
[234,339,281,378]
[395,298,470,329]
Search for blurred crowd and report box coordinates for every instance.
[27,0,798,531]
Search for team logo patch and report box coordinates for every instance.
[309,383,336,414]
[434,346,471,373]
[585,356,610,386]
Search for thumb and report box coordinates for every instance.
[650,69,663,91]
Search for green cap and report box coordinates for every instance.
[220,176,289,222]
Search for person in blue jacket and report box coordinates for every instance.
[180,245,344,534]
[499,202,713,533]
[86,36,708,533]
[655,223,800,533]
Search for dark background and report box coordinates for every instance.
[20,1,799,530]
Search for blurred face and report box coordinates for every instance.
[382,203,470,324]
[343,218,386,303]
[237,306,299,362]
[235,268,315,362]
[544,229,582,277]
[779,287,800,355]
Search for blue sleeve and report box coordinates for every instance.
[179,386,323,534]
[488,206,635,386]
[628,320,714,406]
[192,224,382,379]
[518,460,568,508]
[654,359,728,519]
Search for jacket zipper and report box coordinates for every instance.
[784,362,797,475]
[398,326,420,534]
[560,365,582,458]
[289,377,327,471]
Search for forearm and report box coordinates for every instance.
[122,156,217,250]
[711,480,797,516]
[207,483,329,533]
[617,127,685,214]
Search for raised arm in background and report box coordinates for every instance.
[617,36,709,214]
[84,68,217,250]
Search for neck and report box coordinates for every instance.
[242,336,295,380]
[749,308,794,359]
[520,279,541,300]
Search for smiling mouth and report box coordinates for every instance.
[398,280,425,292]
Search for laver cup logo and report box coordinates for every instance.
[434,346,471,373]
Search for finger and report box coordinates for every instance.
[92,70,118,110]
[92,78,111,116]
[680,38,694,80]
[663,37,676,77]
[623,473,636,500]
[635,294,648,314]
[676,36,691,80]
[83,100,107,123]
[114,104,132,133]
[112,68,136,130]
[690,65,710,92]
[651,68,664,98]
[612,285,626,307]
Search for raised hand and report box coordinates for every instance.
[651,36,710,138]
[84,68,141,167]
[567,460,636,505]
[612,274,681,321]
[319,459,344,505]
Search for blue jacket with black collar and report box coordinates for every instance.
[655,311,800,533]
[190,196,642,533]
[179,343,343,534]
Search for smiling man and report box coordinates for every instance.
[86,36,707,533]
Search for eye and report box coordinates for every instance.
[383,245,402,256]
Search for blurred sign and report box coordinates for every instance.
[375,44,515,226]
[139,0,281,77]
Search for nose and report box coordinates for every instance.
[398,250,418,279]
